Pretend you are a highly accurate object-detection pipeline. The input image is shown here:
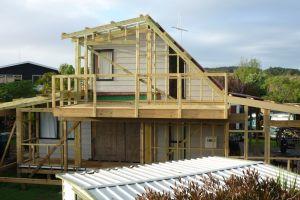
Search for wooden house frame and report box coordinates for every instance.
[1,15,300,180]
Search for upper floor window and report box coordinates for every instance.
[94,49,114,81]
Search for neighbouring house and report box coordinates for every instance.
[56,156,300,200]
[0,15,300,177]
[0,61,58,83]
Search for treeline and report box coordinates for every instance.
[208,59,300,103]
[1,61,299,103]
[206,66,300,76]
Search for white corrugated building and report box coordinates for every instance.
[56,157,300,200]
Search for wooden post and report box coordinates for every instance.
[144,123,152,163]
[63,120,68,171]
[51,76,56,108]
[93,75,97,117]
[165,44,169,101]
[16,110,23,165]
[135,23,140,74]
[67,77,71,105]
[176,122,179,159]
[84,36,89,101]
[177,74,182,118]
[153,32,157,102]
[164,124,168,161]
[135,74,139,117]
[60,77,64,106]
[224,73,228,118]
[244,106,249,160]
[224,121,229,157]
[74,38,81,104]
[74,122,81,167]
[140,122,144,164]
[35,113,40,158]
[28,112,32,161]
[188,123,191,159]
[146,28,152,103]
[263,109,270,164]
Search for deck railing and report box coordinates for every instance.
[52,72,228,116]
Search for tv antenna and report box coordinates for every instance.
[171,13,188,42]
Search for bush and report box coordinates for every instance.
[137,169,300,200]
[0,80,37,102]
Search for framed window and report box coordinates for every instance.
[39,113,59,139]
[94,49,114,81]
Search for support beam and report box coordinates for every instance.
[244,106,248,160]
[263,109,270,164]
[84,36,89,101]
[140,122,144,164]
[16,110,23,165]
[74,122,82,167]
[146,29,152,102]
[270,120,300,128]
[144,123,152,163]
[224,121,229,157]
[29,121,80,177]
[228,96,300,114]
[63,121,68,171]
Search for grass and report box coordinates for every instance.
[0,169,61,200]
[0,183,61,200]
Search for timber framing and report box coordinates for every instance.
[1,15,300,179]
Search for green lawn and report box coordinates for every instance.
[0,183,61,200]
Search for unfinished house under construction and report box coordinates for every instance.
[1,15,300,179]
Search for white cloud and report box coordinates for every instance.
[0,0,299,68]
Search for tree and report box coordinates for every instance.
[0,80,36,102]
[233,58,266,97]
[59,63,75,75]
[264,76,300,103]
[265,67,300,76]
[36,72,58,95]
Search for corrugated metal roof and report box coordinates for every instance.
[56,157,300,200]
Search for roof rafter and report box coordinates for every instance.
[62,15,146,39]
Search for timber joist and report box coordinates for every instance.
[53,105,227,119]
[228,95,300,114]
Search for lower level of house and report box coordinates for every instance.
[16,109,300,175]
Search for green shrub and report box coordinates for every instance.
[137,169,300,200]
[0,80,36,102]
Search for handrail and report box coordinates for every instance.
[51,73,228,117]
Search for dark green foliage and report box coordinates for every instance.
[205,66,238,73]
[137,169,300,200]
[59,63,75,75]
[210,58,300,103]
[264,76,300,103]
[0,182,61,200]
[0,80,36,102]
[36,72,57,95]
[231,58,266,97]
[265,67,300,76]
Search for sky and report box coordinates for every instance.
[0,0,300,69]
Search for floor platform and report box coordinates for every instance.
[53,101,227,119]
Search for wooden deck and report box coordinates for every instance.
[53,101,227,119]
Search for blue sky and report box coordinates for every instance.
[0,0,299,69]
